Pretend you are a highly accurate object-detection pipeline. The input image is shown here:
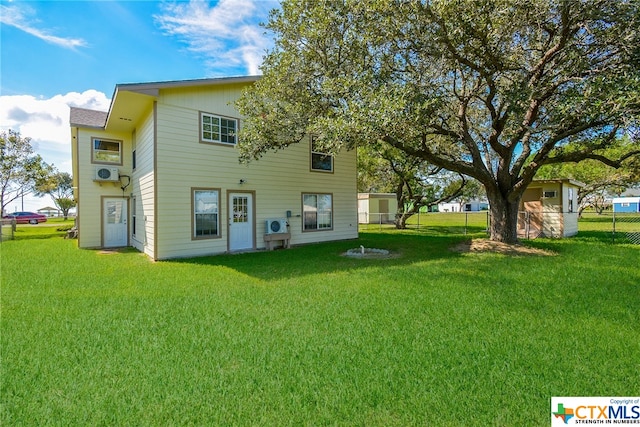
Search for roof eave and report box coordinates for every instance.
[116,75,261,94]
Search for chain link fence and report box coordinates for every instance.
[613,212,640,244]
[578,212,640,244]
[358,211,490,235]
[1,219,16,242]
[359,211,640,244]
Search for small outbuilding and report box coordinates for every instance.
[38,207,61,217]
[438,200,488,212]
[518,179,584,238]
[358,193,397,224]
[612,197,640,213]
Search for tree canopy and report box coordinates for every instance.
[358,145,473,228]
[237,0,640,242]
[34,171,76,220]
[0,130,53,216]
[536,136,640,215]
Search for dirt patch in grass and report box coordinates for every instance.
[451,238,556,256]
[341,248,401,259]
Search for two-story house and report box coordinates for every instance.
[70,76,358,260]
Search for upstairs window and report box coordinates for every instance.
[92,138,122,164]
[310,136,333,172]
[200,112,237,145]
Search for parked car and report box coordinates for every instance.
[2,211,48,224]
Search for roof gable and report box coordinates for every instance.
[70,107,107,128]
[116,75,260,96]
[70,75,260,133]
[530,178,585,188]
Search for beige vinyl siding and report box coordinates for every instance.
[542,213,563,238]
[152,87,357,259]
[540,183,562,237]
[563,213,579,236]
[75,128,132,248]
[562,184,579,237]
[535,182,579,237]
[158,84,242,118]
[130,106,155,257]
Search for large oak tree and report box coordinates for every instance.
[237,0,640,243]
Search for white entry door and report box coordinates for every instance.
[228,193,253,251]
[103,198,128,248]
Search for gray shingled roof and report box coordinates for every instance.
[69,107,107,128]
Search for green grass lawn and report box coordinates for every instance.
[1,220,639,425]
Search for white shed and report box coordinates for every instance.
[358,193,397,224]
[438,200,488,212]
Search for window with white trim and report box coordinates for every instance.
[131,196,137,238]
[193,189,220,238]
[310,136,333,172]
[92,138,122,164]
[200,112,237,145]
[303,193,332,231]
[568,188,574,213]
[132,129,137,170]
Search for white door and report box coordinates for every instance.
[103,198,128,247]
[228,193,253,251]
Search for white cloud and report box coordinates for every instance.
[1,90,110,212]
[0,3,87,50]
[155,0,277,75]
[0,91,110,154]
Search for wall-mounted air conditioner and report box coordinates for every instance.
[94,167,120,182]
[265,218,288,234]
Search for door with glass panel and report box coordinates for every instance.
[103,198,128,247]
[228,193,253,251]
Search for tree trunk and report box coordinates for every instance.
[486,190,521,244]
[395,212,409,229]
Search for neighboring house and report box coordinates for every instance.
[357,193,397,224]
[518,179,583,238]
[438,200,488,212]
[620,187,640,197]
[38,207,60,217]
[612,197,640,213]
[70,76,358,260]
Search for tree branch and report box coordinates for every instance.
[544,149,640,168]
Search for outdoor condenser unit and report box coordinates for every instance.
[265,218,288,234]
[94,167,120,182]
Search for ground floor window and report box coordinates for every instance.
[193,188,220,238]
[303,193,333,231]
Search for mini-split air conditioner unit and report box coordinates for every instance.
[94,167,120,182]
[265,218,288,234]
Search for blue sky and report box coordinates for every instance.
[1,0,278,212]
